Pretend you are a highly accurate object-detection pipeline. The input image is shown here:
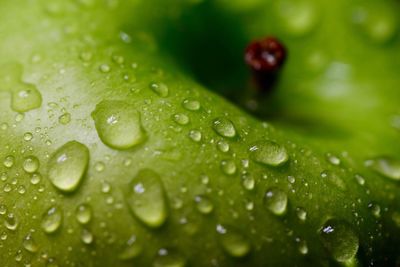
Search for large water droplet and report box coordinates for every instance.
[263,187,288,216]
[365,157,400,181]
[75,203,92,224]
[126,169,168,228]
[249,140,289,167]
[92,100,146,150]
[119,235,143,260]
[23,156,40,173]
[48,141,89,193]
[3,155,15,168]
[319,219,359,263]
[11,83,42,112]
[216,225,251,258]
[212,117,237,138]
[41,206,62,234]
[188,130,202,142]
[153,248,186,267]
[23,234,39,253]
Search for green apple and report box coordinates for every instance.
[0,0,400,266]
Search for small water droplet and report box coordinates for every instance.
[194,195,214,214]
[81,228,94,244]
[30,173,42,185]
[188,130,202,142]
[23,132,33,141]
[92,100,147,150]
[23,156,40,173]
[119,235,142,260]
[23,234,39,253]
[126,169,168,228]
[99,64,111,73]
[48,141,89,193]
[319,219,359,263]
[217,140,230,153]
[58,113,71,125]
[11,83,42,112]
[296,207,307,222]
[217,225,251,258]
[3,155,15,168]
[326,153,341,166]
[94,162,105,172]
[0,204,7,215]
[182,98,201,111]
[249,140,289,167]
[365,157,400,181]
[241,173,255,190]
[5,213,18,231]
[263,187,288,216]
[41,206,62,234]
[354,174,365,186]
[212,117,237,138]
[220,160,237,176]
[172,113,190,125]
[368,202,381,218]
[298,239,308,255]
[76,204,92,225]
[149,82,169,97]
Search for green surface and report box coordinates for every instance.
[0,0,399,266]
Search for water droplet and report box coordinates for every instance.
[48,141,89,193]
[182,98,201,111]
[149,82,169,97]
[81,228,94,244]
[368,202,381,218]
[126,169,168,228]
[154,248,186,267]
[217,140,230,153]
[212,117,237,138]
[0,204,7,215]
[30,173,42,185]
[298,239,308,255]
[11,83,42,112]
[275,0,318,37]
[326,153,341,166]
[249,140,289,167]
[23,234,39,253]
[194,195,214,214]
[296,207,307,222]
[220,160,237,176]
[75,204,92,224]
[3,155,15,168]
[99,64,111,73]
[0,231,7,240]
[354,174,365,186]
[5,213,18,231]
[58,113,71,125]
[94,162,105,172]
[80,51,93,62]
[41,206,62,234]
[319,219,359,263]
[172,113,190,125]
[24,132,33,141]
[365,157,400,181]
[217,225,251,258]
[92,100,146,150]
[352,3,398,44]
[23,156,40,173]
[119,235,142,260]
[241,173,255,190]
[263,187,288,216]
[188,130,202,142]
